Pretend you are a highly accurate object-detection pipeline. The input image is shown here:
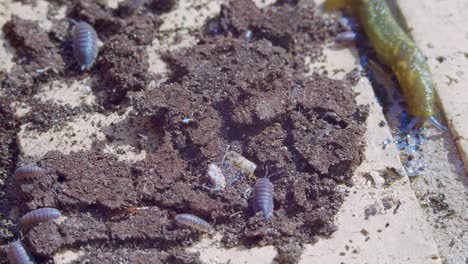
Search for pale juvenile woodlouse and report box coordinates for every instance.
[242,30,253,48]
[5,241,35,264]
[174,214,214,233]
[207,163,226,190]
[251,178,274,220]
[69,19,101,71]
[19,208,61,229]
[13,165,44,180]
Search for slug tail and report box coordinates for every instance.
[429,116,448,132]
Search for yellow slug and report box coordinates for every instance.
[325,0,446,131]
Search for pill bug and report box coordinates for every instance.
[13,165,44,180]
[5,241,35,264]
[251,178,274,220]
[174,214,214,233]
[325,0,447,131]
[207,163,226,190]
[19,208,61,229]
[69,20,100,71]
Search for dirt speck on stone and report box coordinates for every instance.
[364,203,379,220]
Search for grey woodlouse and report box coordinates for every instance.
[70,20,100,71]
[19,208,61,229]
[251,178,274,220]
[174,214,214,233]
[5,241,35,264]
[13,165,44,180]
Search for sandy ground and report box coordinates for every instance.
[0,0,466,263]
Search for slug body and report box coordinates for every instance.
[6,241,35,264]
[326,0,446,130]
[13,165,44,180]
[71,21,100,71]
[174,214,214,233]
[252,178,274,220]
[19,208,61,229]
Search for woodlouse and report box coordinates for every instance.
[70,20,100,71]
[207,163,226,190]
[19,208,61,229]
[13,165,44,180]
[174,214,214,233]
[251,178,274,220]
[5,241,35,264]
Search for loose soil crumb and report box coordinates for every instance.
[0,0,368,263]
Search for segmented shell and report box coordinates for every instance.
[13,165,44,180]
[72,21,99,70]
[251,178,274,220]
[175,214,214,233]
[6,241,35,264]
[19,208,61,229]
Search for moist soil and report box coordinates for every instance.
[0,0,367,263]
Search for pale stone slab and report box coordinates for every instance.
[394,1,468,263]
[396,0,468,170]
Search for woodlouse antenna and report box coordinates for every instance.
[429,116,448,132]
[65,18,78,26]
[221,145,231,163]
[263,166,284,179]
[404,116,421,132]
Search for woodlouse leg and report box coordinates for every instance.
[221,145,231,163]
[429,116,448,132]
[334,31,357,45]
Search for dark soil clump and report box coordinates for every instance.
[1,0,367,263]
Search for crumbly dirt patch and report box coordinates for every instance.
[0,0,367,263]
